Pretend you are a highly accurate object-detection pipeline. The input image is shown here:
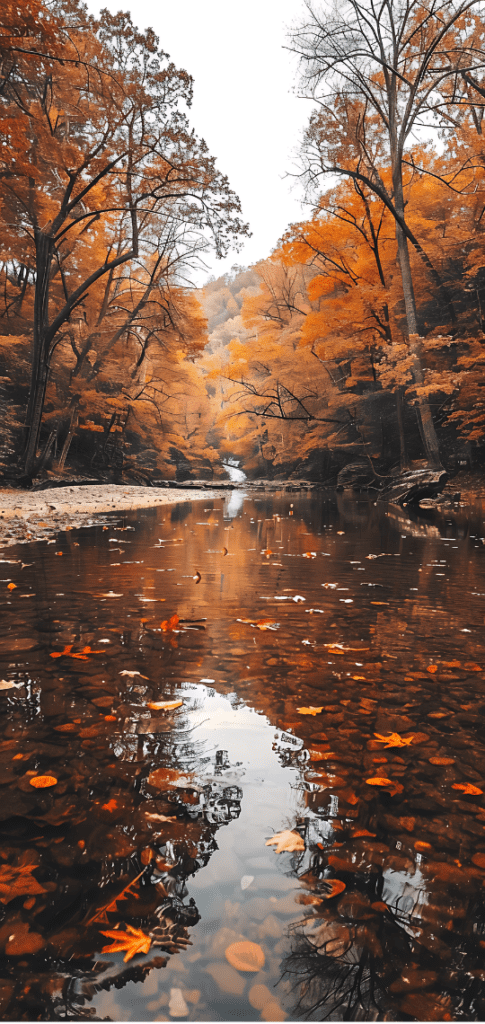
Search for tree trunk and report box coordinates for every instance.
[395,386,409,471]
[23,229,54,476]
[392,172,442,469]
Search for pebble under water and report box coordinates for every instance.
[0,489,485,1021]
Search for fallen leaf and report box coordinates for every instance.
[222,547,228,556]
[365,777,394,787]
[374,732,414,749]
[429,757,455,766]
[0,861,47,904]
[29,775,57,788]
[193,571,201,583]
[161,614,180,632]
[101,591,123,598]
[100,924,151,962]
[297,706,324,716]
[7,583,16,591]
[147,700,183,712]
[119,670,149,679]
[321,879,346,898]
[427,665,438,673]
[101,799,118,813]
[145,812,177,823]
[0,679,21,690]
[225,940,265,972]
[265,829,305,853]
[303,551,317,558]
[452,783,483,795]
[414,841,432,852]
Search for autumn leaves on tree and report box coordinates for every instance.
[0,0,248,481]
[2,0,485,483]
[209,0,485,482]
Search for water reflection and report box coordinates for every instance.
[0,492,485,1018]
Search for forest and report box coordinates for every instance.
[2,0,485,491]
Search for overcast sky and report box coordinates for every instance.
[85,0,314,286]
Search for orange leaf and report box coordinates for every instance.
[429,757,455,766]
[147,700,183,711]
[101,799,118,813]
[225,940,265,972]
[297,706,324,716]
[7,583,16,591]
[374,732,414,748]
[321,878,346,898]
[427,664,438,673]
[365,777,393,787]
[452,783,483,795]
[100,924,151,962]
[29,775,57,788]
[161,614,179,632]
[265,829,305,853]
[50,645,73,659]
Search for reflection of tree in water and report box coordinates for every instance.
[0,733,242,1021]
[271,730,485,1020]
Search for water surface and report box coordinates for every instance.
[1,491,485,1020]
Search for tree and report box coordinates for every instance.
[289,0,485,466]
[0,1,248,479]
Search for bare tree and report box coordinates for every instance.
[289,0,485,465]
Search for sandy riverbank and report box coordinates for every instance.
[0,484,220,548]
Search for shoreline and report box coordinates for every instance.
[0,484,221,548]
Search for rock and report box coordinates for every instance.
[378,466,448,506]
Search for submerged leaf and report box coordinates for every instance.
[225,940,265,972]
[266,829,305,853]
[452,783,483,795]
[147,700,183,711]
[374,732,414,748]
[29,775,57,788]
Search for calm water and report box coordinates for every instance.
[1,490,485,1021]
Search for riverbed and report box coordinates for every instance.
[1,489,485,1020]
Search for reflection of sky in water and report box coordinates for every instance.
[382,865,429,934]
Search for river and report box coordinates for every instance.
[1,489,485,1021]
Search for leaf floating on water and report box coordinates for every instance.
[0,679,21,690]
[0,860,47,904]
[365,777,394,787]
[101,591,123,598]
[29,775,57,788]
[374,732,414,748]
[297,706,324,716]
[193,571,201,584]
[222,547,228,556]
[303,551,317,558]
[225,940,265,972]
[236,618,279,631]
[119,670,149,679]
[147,700,183,712]
[321,878,346,899]
[100,924,151,962]
[265,829,305,853]
[452,783,483,795]
[7,583,16,590]
[161,614,180,632]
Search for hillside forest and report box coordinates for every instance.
[2,0,485,489]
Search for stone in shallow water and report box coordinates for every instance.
[205,962,245,996]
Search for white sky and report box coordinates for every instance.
[85,0,314,286]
